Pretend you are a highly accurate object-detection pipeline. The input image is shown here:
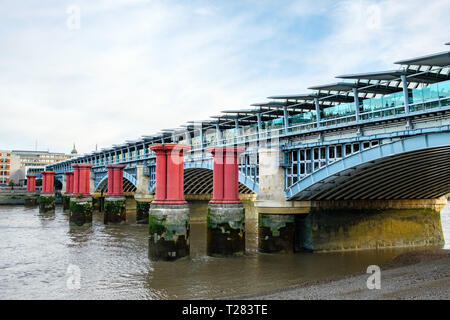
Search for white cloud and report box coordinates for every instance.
[0,0,449,155]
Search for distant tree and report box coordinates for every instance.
[8,179,14,190]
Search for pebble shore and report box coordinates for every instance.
[235,249,450,300]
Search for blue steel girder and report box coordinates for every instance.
[93,171,108,191]
[285,131,450,201]
[55,174,64,184]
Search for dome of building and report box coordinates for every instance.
[71,143,78,155]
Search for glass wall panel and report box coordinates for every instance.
[321,103,355,119]
[264,117,284,131]
[290,111,316,124]
[438,80,450,106]
[422,83,439,102]
[411,87,423,105]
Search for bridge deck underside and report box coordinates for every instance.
[293,146,450,201]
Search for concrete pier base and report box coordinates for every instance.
[92,197,101,212]
[69,196,93,226]
[38,194,55,214]
[302,198,446,252]
[62,193,72,213]
[104,196,126,224]
[24,193,39,207]
[258,214,295,253]
[148,204,190,261]
[207,203,245,256]
[136,201,151,224]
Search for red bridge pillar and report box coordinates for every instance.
[69,164,93,226]
[39,171,55,213]
[104,164,127,224]
[26,175,36,193]
[206,146,246,256]
[65,172,74,194]
[72,164,93,196]
[150,144,191,205]
[148,144,191,261]
[105,164,127,196]
[207,146,245,204]
[40,171,55,194]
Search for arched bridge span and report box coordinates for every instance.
[286,132,450,201]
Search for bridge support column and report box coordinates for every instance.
[104,164,127,224]
[148,144,191,261]
[134,165,152,224]
[25,175,38,207]
[206,147,246,256]
[69,164,93,226]
[255,148,311,253]
[39,171,55,214]
[62,172,74,213]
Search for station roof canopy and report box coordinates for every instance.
[268,92,354,104]
[125,139,142,145]
[250,101,294,107]
[337,69,450,84]
[308,81,403,95]
[221,109,260,114]
[209,112,281,129]
[219,109,282,120]
[394,50,450,67]
[142,135,157,140]
[112,143,127,148]
[185,120,218,128]
[267,93,317,100]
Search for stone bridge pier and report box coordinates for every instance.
[25,175,38,206]
[148,144,191,261]
[62,171,74,213]
[39,171,55,214]
[255,147,446,253]
[134,165,152,224]
[69,164,93,226]
[254,148,310,253]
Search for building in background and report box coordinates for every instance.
[0,151,21,186]
[0,148,75,186]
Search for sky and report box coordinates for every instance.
[1,0,449,154]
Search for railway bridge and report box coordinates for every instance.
[27,46,450,260]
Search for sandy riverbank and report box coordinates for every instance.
[234,249,450,300]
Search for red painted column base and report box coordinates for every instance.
[150,144,191,205]
[40,171,55,194]
[206,146,245,204]
[26,175,37,193]
[105,164,127,196]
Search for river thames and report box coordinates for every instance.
[0,201,448,299]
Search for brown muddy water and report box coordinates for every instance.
[0,201,449,299]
